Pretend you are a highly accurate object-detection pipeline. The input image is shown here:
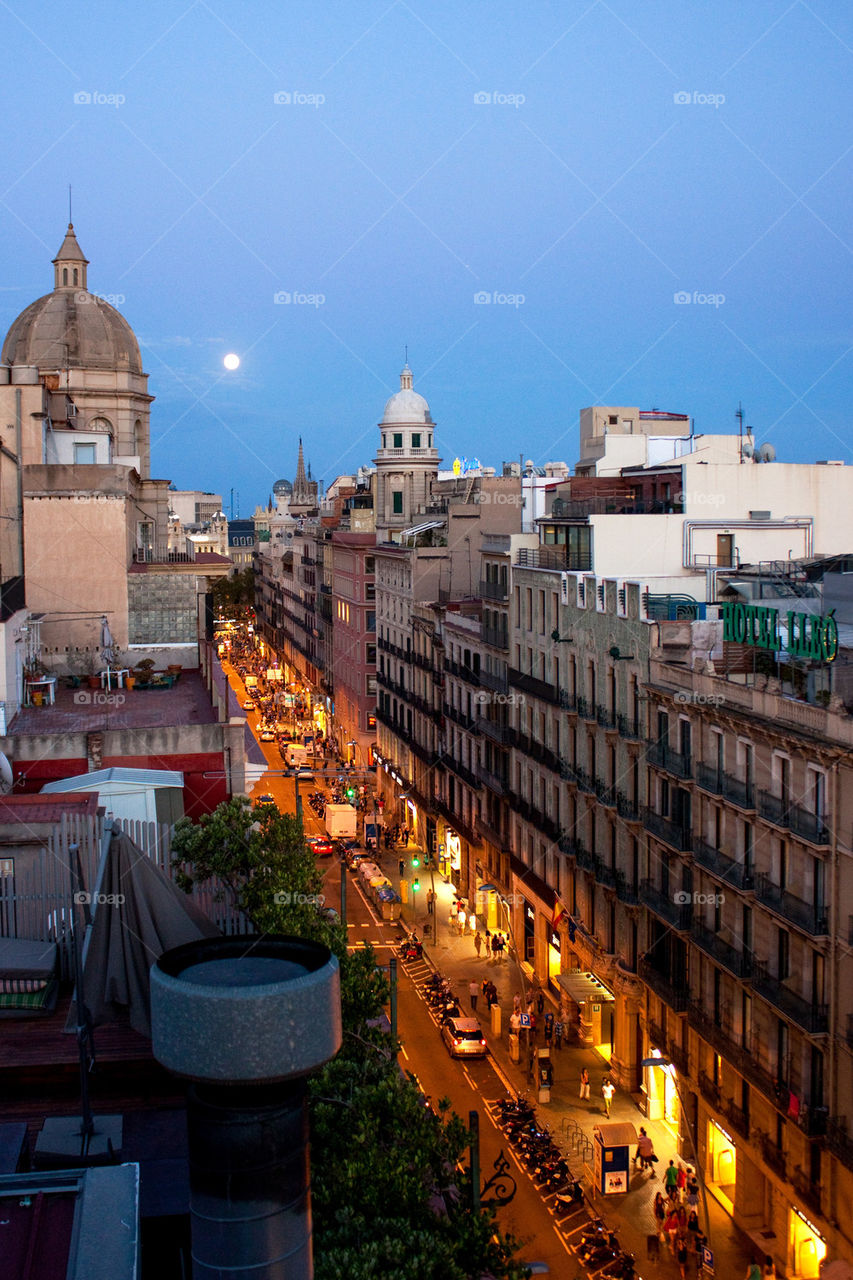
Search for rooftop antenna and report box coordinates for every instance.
[405,344,408,364]
[736,402,744,462]
[68,184,72,223]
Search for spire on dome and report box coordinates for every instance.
[400,363,413,391]
[53,222,89,292]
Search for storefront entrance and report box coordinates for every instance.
[707,1119,736,1216]
[789,1208,826,1278]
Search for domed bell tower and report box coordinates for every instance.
[374,365,440,534]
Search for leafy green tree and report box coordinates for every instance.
[213,567,256,618]
[173,798,528,1279]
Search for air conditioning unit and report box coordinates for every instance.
[577,581,585,607]
[560,572,570,605]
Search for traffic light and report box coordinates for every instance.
[345,786,355,801]
[411,855,420,869]
[423,851,431,867]
[412,878,420,892]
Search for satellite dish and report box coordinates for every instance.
[757,443,776,463]
[0,752,13,795]
[741,440,754,458]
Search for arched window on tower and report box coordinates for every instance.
[63,268,68,285]
[73,269,78,286]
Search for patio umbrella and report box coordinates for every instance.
[100,615,115,666]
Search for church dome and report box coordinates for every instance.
[273,478,293,495]
[1,224,143,375]
[380,364,433,425]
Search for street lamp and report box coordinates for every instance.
[641,1056,712,1247]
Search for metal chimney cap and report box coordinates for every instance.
[151,935,342,1084]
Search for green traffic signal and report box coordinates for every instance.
[412,878,420,892]
[411,855,420,868]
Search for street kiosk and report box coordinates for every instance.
[592,1122,638,1195]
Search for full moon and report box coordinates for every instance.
[223,353,240,370]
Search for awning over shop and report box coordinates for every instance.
[557,971,615,1004]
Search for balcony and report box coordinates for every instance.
[512,795,562,843]
[758,792,830,846]
[692,837,754,891]
[643,808,692,851]
[647,741,693,780]
[723,1098,750,1140]
[445,755,479,789]
[479,579,508,602]
[508,667,561,706]
[478,763,509,796]
[668,1040,690,1076]
[639,958,690,1012]
[576,695,595,720]
[690,921,754,978]
[697,1071,721,1109]
[476,812,510,850]
[751,961,829,1034]
[409,738,441,769]
[754,873,829,937]
[641,880,693,932]
[791,1167,823,1216]
[695,763,755,810]
[617,714,642,740]
[477,716,514,746]
[560,689,577,711]
[614,871,641,905]
[757,1131,787,1179]
[445,657,479,685]
[616,792,640,821]
[648,1019,667,1050]
[596,705,617,729]
[481,624,509,650]
[826,1117,853,1174]
[479,668,509,695]
[444,703,478,733]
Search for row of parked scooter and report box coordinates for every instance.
[419,972,461,1023]
[493,1093,641,1279]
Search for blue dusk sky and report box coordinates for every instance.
[1,1,851,513]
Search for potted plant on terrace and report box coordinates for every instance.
[134,658,156,689]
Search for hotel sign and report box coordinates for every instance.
[722,603,838,664]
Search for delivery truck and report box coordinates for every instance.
[282,742,309,767]
[325,803,358,840]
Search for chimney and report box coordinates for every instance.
[151,936,342,1280]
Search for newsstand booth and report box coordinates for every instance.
[592,1123,638,1196]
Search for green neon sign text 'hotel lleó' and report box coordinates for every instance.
[722,603,839,664]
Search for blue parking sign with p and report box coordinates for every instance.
[519,1013,531,1027]
[701,1246,714,1274]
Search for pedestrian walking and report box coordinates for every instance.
[498,933,507,961]
[762,1256,777,1278]
[474,930,483,958]
[457,905,467,933]
[491,933,499,961]
[635,1127,655,1174]
[745,1261,762,1280]
[554,1019,563,1051]
[536,989,545,1016]
[426,888,435,915]
[686,1169,699,1208]
[676,1161,687,1201]
[686,1210,700,1253]
[653,1191,667,1243]
[676,1235,688,1279]
[664,1159,679,1200]
[601,1076,614,1118]
[543,1011,554,1043]
[488,981,498,1008]
[513,993,521,1014]
[469,980,479,1012]
[398,857,405,877]
[664,1207,680,1256]
[579,1067,590,1100]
